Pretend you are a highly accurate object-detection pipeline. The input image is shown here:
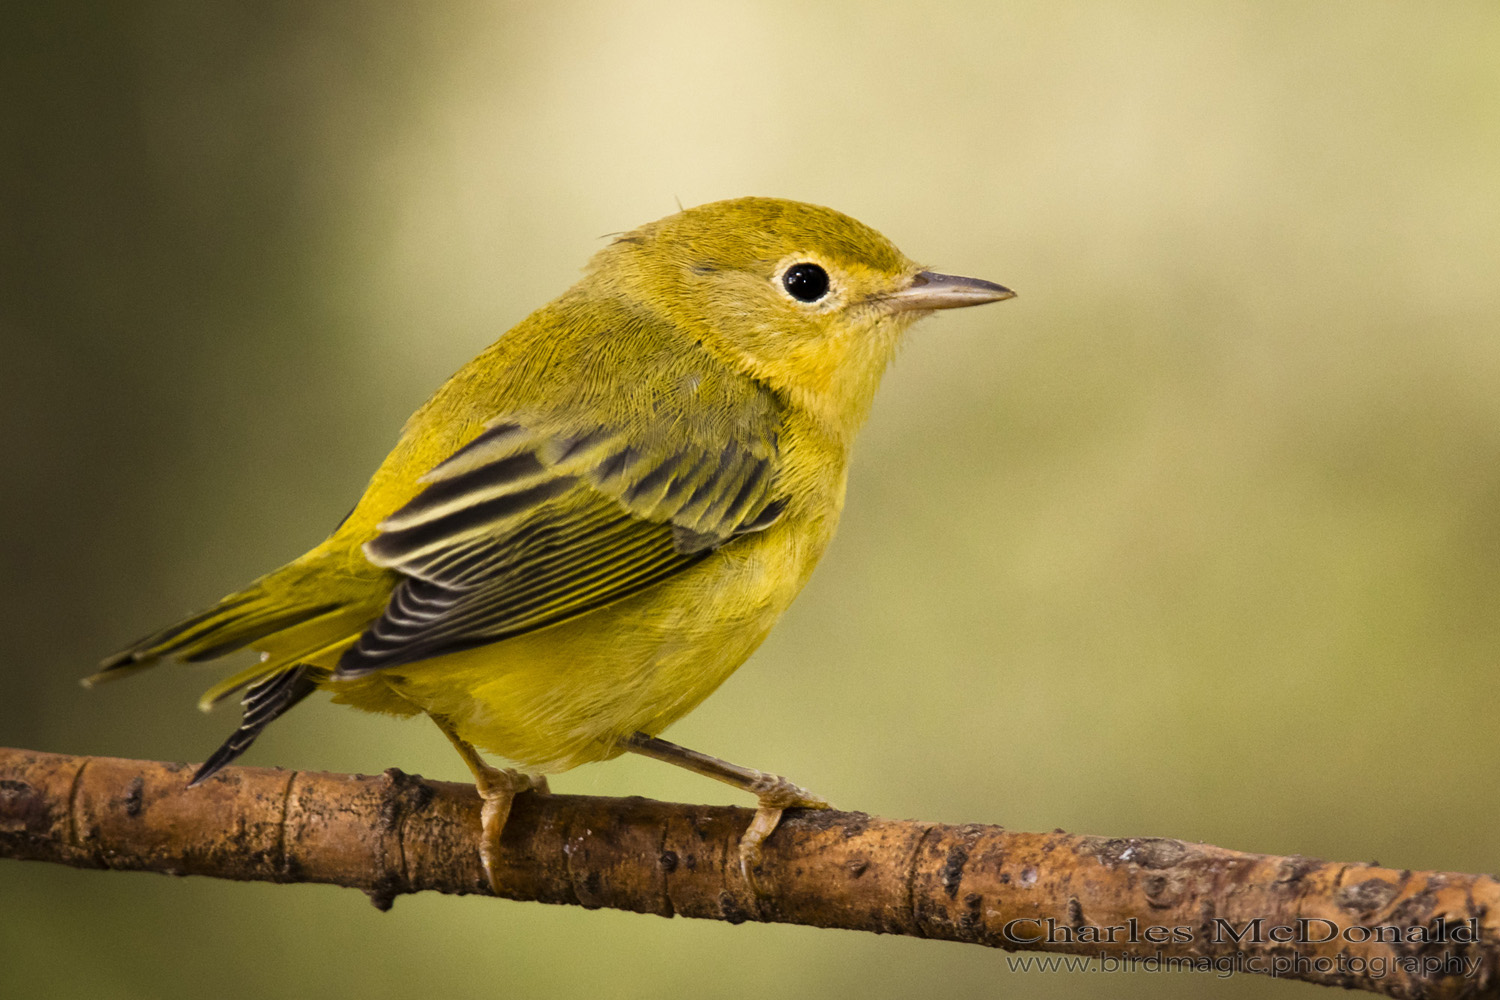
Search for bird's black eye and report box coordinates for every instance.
[782,262,830,303]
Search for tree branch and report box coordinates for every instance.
[2,746,1495,998]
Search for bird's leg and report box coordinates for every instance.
[428,714,547,893]
[622,732,829,883]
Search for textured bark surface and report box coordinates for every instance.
[3,746,1496,998]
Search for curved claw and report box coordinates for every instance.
[473,766,530,893]
[616,733,832,893]
[738,778,833,891]
[425,713,549,894]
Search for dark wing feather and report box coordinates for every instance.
[189,666,320,785]
[335,418,785,677]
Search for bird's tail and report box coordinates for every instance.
[87,567,378,782]
[87,588,343,687]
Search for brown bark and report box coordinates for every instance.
[1,746,1495,998]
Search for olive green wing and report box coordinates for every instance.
[333,412,786,677]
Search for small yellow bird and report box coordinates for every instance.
[89,197,1013,885]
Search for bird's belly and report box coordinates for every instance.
[363,524,819,774]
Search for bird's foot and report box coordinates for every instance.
[471,764,547,894]
[738,773,831,888]
[424,712,549,895]
[618,732,831,894]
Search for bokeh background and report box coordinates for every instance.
[4,3,1499,998]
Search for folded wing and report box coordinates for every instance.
[335,410,786,677]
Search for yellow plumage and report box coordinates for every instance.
[91,196,1012,880]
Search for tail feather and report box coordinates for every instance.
[180,605,341,662]
[86,595,342,686]
[189,666,321,785]
[196,631,359,711]
[94,595,260,672]
[87,558,385,777]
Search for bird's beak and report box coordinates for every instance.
[881,270,1016,312]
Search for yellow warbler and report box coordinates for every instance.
[90,197,1013,885]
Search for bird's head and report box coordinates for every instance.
[589,197,1013,439]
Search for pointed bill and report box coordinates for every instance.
[882,270,1015,312]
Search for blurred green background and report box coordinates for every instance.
[3,3,1498,998]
